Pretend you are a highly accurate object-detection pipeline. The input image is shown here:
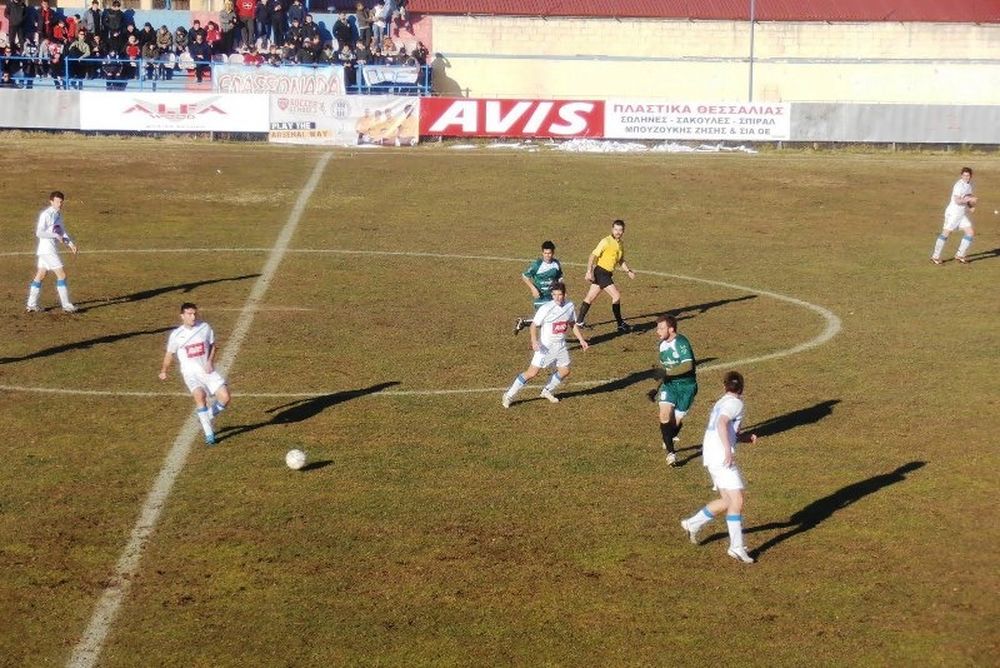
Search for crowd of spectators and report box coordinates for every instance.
[1,0,428,88]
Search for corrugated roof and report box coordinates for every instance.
[407,0,1000,22]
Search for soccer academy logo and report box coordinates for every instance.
[123,96,228,122]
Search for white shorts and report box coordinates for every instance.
[706,463,745,491]
[530,344,570,370]
[37,253,63,271]
[181,368,227,395]
[943,210,972,231]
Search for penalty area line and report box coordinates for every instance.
[66,153,333,668]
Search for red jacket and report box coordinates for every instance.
[236,0,256,20]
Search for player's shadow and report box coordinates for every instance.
[586,295,759,329]
[559,368,659,399]
[75,273,261,313]
[0,326,173,365]
[742,399,841,438]
[965,247,999,263]
[216,381,399,442]
[702,461,927,557]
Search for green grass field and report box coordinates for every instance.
[1,135,998,666]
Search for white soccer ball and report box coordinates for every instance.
[285,449,307,470]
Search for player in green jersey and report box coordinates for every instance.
[655,314,698,466]
[514,240,564,335]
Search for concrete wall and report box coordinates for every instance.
[428,16,1000,104]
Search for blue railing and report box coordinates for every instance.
[0,54,431,95]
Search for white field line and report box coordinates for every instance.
[5,251,840,403]
[66,153,332,668]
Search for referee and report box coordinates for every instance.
[577,219,635,332]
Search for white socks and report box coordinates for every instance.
[726,514,745,550]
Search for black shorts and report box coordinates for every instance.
[592,266,615,289]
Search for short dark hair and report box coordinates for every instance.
[550,281,566,294]
[50,190,65,200]
[723,371,744,394]
[541,240,555,252]
[612,218,625,229]
[961,166,973,176]
[180,302,198,312]
[657,313,678,330]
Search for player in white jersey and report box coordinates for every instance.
[502,282,588,407]
[25,191,79,313]
[931,166,977,265]
[679,371,760,564]
[158,302,232,445]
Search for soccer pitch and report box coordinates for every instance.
[1,135,997,666]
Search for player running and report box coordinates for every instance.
[655,314,697,466]
[680,371,760,564]
[513,240,563,335]
[25,190,78,313]
[931,166,977,265]
[502,282,588,407]
[158,302,232,445]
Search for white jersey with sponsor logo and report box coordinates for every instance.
[35,205,66,256]
[166,322,216,375]
[532,299,576,349]
[945,178,973,217]
[702,393,745,468]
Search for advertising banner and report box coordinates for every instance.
[604,99,791,140]
[361,65,421,86]
[79,92,268,132]
[268,94,419,146]
[213,64,346,95]
[420,98,604,138]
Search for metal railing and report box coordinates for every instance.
[0,54,432,95]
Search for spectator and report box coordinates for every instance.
[317,40,335,64]
[125,33,140,59]
[173,26,188,55]
[286,0,305,27]
[354,2,370,48]
[255,0,270,46]
[101,49,124,89]
[88,33,105,77]
[268,0,286,49]
[81,1,101,40]
[20,39,39,85]
[0,70,16,87]
[411,39,428,65]
[47,40,65,88]
[205,21,221,53]
[188,32,211,82]
[394,0,411,35]
[4,0,29,50]
[102,1,125,41]
[36,0,56,44]
[65,29,91,82]
[371,2,386,45]
[52,19,70,45]
[219,1,238,54]
[236,0,256,48]
[123,23,141,49]
[67,15,80,42]
[242,44,264,65]
[333,11,352,51]
[287,18,304,47]
[107,29,125,54]
[141,39,158,79]
[138,22,157,47]
[295,36,313,64]
[302,14,319,43]
[156,25,173,54]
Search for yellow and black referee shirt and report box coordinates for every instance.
[591,235,624,272]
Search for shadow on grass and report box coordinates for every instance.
[584,294,759,330]
[702,461,927,558]
[965,247,999,264]
[742,399,841,438]
[299,459,334,472]
[76,273,261,313]
[0,326,173,365]
[216,381,399,442]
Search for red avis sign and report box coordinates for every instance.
[420,98,604,138]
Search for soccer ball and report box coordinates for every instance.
[285,449,307,470]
